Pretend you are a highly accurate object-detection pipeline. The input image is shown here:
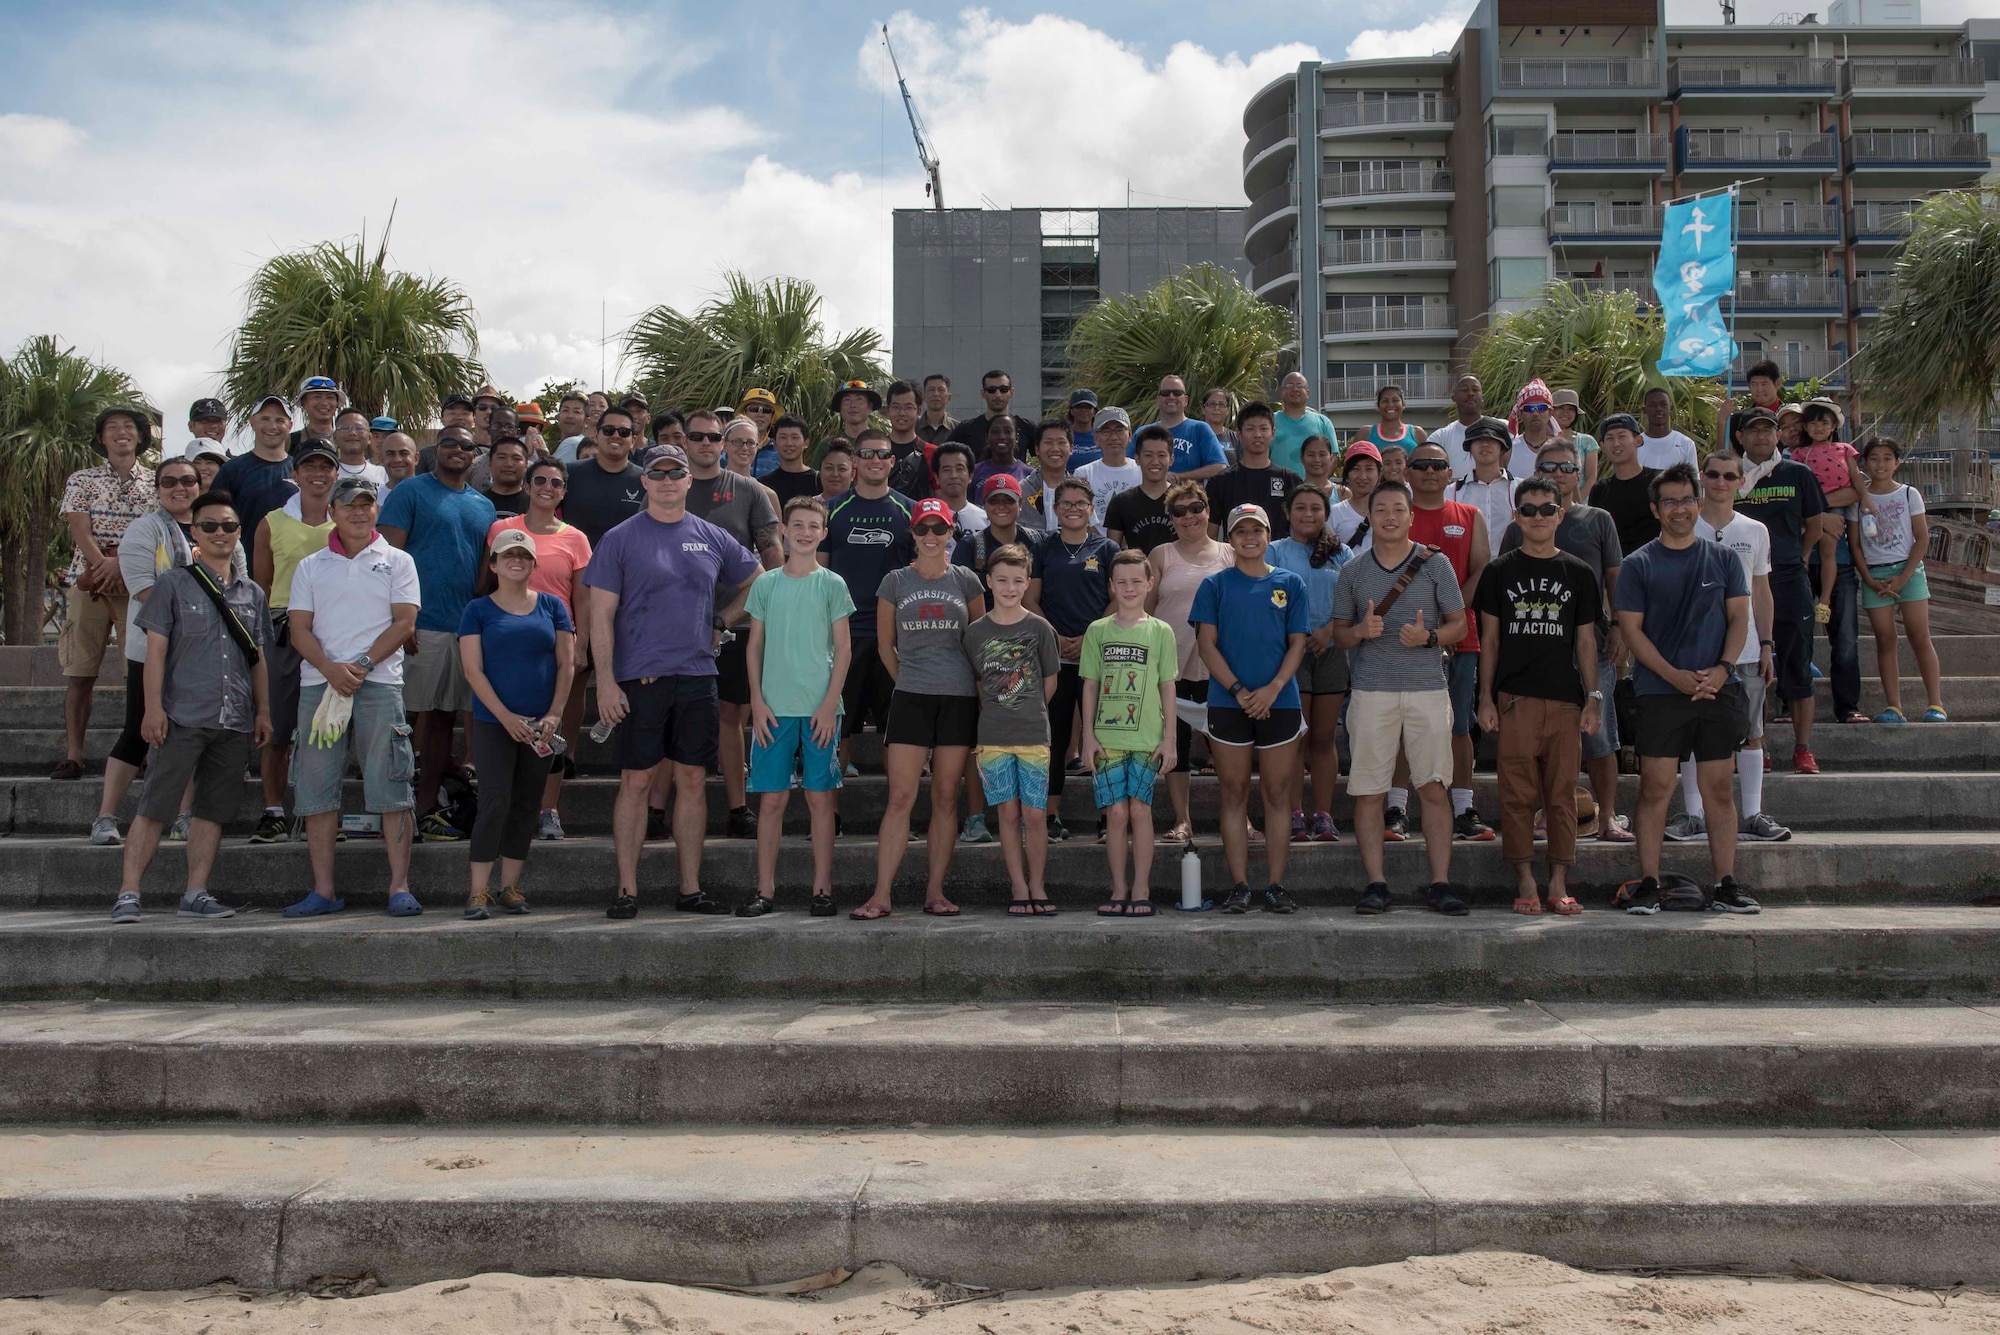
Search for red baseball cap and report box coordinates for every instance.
[981,473,1023,499]
[912,497,956,526]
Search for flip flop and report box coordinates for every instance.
[1030,900,1059,916]
[1097,902,1127,916]
[1123,901,1157,918]
[1010,901,1039,916]
[1548,896,1583,916]
[1512,896,1544,916]
[922,900,961,917]
[848,902,892,921]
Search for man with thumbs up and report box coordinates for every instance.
[1333,480,1469,915]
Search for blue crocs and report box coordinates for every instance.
[387,891,423,917]
[283,892,345,918]
[1873,707,1907,725]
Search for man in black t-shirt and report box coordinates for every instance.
[762,413,820,506]
[561,407,646,548]
[1590,413,1660,558]
[1473,474,1602,912]
[1731,405,1827,774]
[1103,427,1177,553]
[1205,402,1303,540]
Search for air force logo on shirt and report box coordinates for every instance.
[623,489,641,503]
[1271,587,1289,608]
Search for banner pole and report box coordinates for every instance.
[1725,183,1741,392]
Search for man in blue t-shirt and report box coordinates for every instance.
[1154,374,1228,481]
[379,425,497,833]
[819,427,914,748]
[1613,463,1756,914]
[213,395,299,546]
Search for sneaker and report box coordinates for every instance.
[726,805,757,840]
[1264,884,1298,914]
[646,807,670,842]
[165,812,192,842]
[674,891,731,915]
[1624,876,1663,915]
[110,891,141,924]
[1738,811,1792,843]
[1426,882,1470,917]
[88,814,121,846]
[1220,882,1254,914]
[248,811,289,844]
[176,891,235,920]
[538,808,565,841]
[843,762,860,779]
[1355,882,1391,915]
[417,810,463,843]
[1452,809,1495,842]
[1290,810,1308,842]
[1382,807,1409,841]
[1308,811,1338,842]
[1663,811,1706,842]
[1096,816,1108,843]
[1047,817,1071,843]
[463,891,493,921]
[1792,745,1820,775]
[1066,755,1086,775]
[1710,876,1762,915]
[498,886,530,915]
[735,895,777,918]
[606,893,639,919]
[959,814,992,844]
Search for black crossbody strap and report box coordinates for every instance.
[185,562,261,668]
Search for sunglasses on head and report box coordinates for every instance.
[1407,459,1452,472]
[599,426,635,438]
[855,448,894,460]
[644,467,688,481]
[1168,501,1208,518]
[1516,502,1561,518]
[913,521,952,536]
[1537,461,1580,474]
[194,519,240,533]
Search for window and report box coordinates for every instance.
[1975,41,2000,82]
[1491,115,1548,156]
[1489,257,1548,300]
[1975,115,2000,148]
[1490,185,1546,228]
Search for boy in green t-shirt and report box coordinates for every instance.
[744,496,855,919]
[1080,549,1179,915]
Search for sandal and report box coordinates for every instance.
[1011,901,1039,916]
[1164,823,1194,845]
[922,900,961,917]
[1597,822,1636,844]
[1512,896,1543,916]
[1124,901,1156,917]
[1548,896,1583,916]
[848,902,892,921]
[1097,901,1127,916]
[1839,711,1870,724]
[49,759,84,781]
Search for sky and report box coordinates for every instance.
[1,0,1991,452]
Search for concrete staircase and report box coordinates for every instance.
[2,634,1999,1293]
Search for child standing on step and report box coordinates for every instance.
[1851,437,1946,725]
[1081,550,1179,916]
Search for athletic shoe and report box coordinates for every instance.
[1426,882,1470,917]
[1290,810,1307,842]
[1710,876,1762,914]
[89,814,121,846]
[110,891,141,924]
[606,893,638,920]
[1738,811,1791,842]
[1264,884,1298,914]
[1047,817,1071,843]
[1220,882,1254,914]
[1308,811,1338,842]
[248,811,289,844]
[959,814,992,844]
[726,805,757,840]
[1791,745,1819,775]
[1453,809,1495,842]
[166,813,191,842]
[1663,811,1706,842]
[674,891,730,915]
[538,808,565,841]
[176,891,235,920]
[1382,807,1409,841]
[498,887,530,915]
[1355,882,1392,915]
[1624,876,1663,915]
[417,810,463,843]
[735,895,777,918]
[843,762,860,779]
[1065,755,1086,775]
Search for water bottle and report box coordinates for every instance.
[1180,849,1203,910]
[1861,513,1879,540]
[588,718,615,745]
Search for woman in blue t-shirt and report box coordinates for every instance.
[457,529,577,920]
[1268,484,1352,843]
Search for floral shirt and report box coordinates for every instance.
[59,463,156,584]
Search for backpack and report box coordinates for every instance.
[1612,873,1710,912]
[437,771,479,836]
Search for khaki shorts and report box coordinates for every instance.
[1346,688,1453,796]
[399,627,470,713]
[58,585,127,678]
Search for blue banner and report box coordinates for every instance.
[1654,191,1738,379]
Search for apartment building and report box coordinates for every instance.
[1240,0,1993,430]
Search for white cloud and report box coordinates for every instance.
[0,113,86,169]
[1345,9,1473,60]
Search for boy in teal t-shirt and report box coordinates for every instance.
[744,497,855,917]
[1080,549,1179,914]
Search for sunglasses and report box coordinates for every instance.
[1703,468,1742,482]
[529,476,567,489]
[686,431,725,443]
[1519,403,1552,414]
[1168,501,1208,518]
[855,448,894,460]
[194,520,240,533]
[743,404,773,413]
[1157,389,1187,397]
[599,426,635,438]
[158,475,199,488]
[913,522,952,536]
[644,467,689,482]
[1516,502,1561,518]
[1407,459,1452,472]
[1537,461,1580,475]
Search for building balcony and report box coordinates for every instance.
[1670,58,1838,102]
[1243,113,1297,174]
[1851,274,1892,314]
[1548,132,1671,174]
[1564,276,1659,307]
[1733,274,1846,315]
[1323,371,1450,411]
[1497,57,1660,96]
[1323,305,1459,341]
[1547,203,1665,245]
[1845,58,1987,102]
[1319,97,1457,137]
[1244,181,1298,248]
[1251,249,1300,298]
[1679,129,1840,173]
[1322,236,1456,273]
[1736,203,1844,244]
[1849,201,1918,244]
[1846,131,1990,177]
[1320,167,1454,206]
[1728,349,1848,388]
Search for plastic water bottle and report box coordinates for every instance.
[588,718,615,745]
[1180,849,1203,910]
[1862,512,1879,540]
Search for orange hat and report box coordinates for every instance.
[515,401,547,427]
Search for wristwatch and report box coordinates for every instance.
[352,654,373,672]
[1759,638,1775,648]
[1587,690,1604,702]
[1230,682,1250,700]
[1424,630,1439,649]
[711,616,727,631]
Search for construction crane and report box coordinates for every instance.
[882,24,943,209]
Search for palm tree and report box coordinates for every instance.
[623,273,888,441]
[1859,188,2000,430]
[223,215,485,427]
[0,337,152,645]
[1465,281,1721,443]
[1064,264,1292,421]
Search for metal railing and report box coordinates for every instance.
[1251,249,1299,291]
[1682,130,1840,168]
[1323,235,1456,267]
[1733,274,1845,309]
[1736,203,1844,237]
[1242,113,1296,168]
[1564,276,1659,304]
[1498,58,1656,90]
[1848,131,1990,164]
[1321,168,1453,200]
[1320,97,1457,130]
[1897,450,1999,510]
[1323,305,1459,335]
[1547,202,1666,236]
[1729,350,1848,384]
[1851,274,1893,309]
[1850,202,1919,237]
[1245,181,1297,236]
[1846,58,1985,91]
[1322,372,1449,405]
[1671,58,1837,93]
[1550,132,1670,165]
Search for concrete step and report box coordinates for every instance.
[20,770,2000,838]
[7,903,2000,1003]
[2,1124,1996,1291]
[1763,720,1999,770]
[10,999,2000,1130]
[1811,675,2000,720]
[5,831,1998,913]
[1815,633,1995,677]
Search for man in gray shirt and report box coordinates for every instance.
[1332,480,1469,916]
[112,491,273,924]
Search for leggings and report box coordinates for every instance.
[1045,663,1084,797]
[1172,678,1204,773]
[109,659,150,768]
[468,718,548,863]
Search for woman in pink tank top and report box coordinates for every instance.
[1147,479,1231,843]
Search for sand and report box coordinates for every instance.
[4,1251,1998,1334]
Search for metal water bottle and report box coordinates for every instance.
[1180,849,1203,910]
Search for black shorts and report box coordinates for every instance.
[1634,681,1748,764]
[1769,564,1814,703]
[842,639,896,737]
[138,725,252,825]
[1173,677,1205,773]
[1208,705,1306,750]
[883,690,979,749]
[714,631,750,707]
[614,675,720,772]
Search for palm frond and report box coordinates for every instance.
[1064,264,1292,421]
[0,336,151,530]
[1859,188,2000,429]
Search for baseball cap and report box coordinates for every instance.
[738,387,778,411]
[912,497,956,526]
[184,440,229,463]
[1068,389,1099,410]
[490,528,538,560]
[293,438,339,468]
[1341,441,1383,474]
[1599,412,1641,438]
[252,393,291,417]
[644,443,689,470]
[1224,503,1271,534]
[1092,406,1131,432]
[440,393,476,412]
[297,375,340,397]
[1550,388,1581,410]
[620,390,650,408]
[1776,401,1804,419]
[188,397,227,422]
[1462,416,1512,448]
[1737,405,1780,428]
[370,415,399,432]
[981,474,1023,500]
[330,475,379,506]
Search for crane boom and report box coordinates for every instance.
[882,24,943,209]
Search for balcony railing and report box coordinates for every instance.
[1320,97,1458,130]
[1498,57,1657,91]
[1851,274,1893,310]
[1549,132,1671,166]
[1323,305,1459,335]
[1736,203,1844,238]
[1323,372,1450,405]
[1242,113,1296,169]
[1323,236,1456,267]
[1681,129,1840,168]
[1564,276,1658,305]
[1846,58,1985,91]
[1847,131,1990,165]
[1850,202,1918,237]
[1547,203,1666,237]
[1321,168,1453,200]
[1251,249,1299,291]
[1245,181,1297,236]
[1671,58,1837,94]
[1729,350,1848,385]
[1734,275,1845,309]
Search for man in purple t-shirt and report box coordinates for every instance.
[584,443,759,921]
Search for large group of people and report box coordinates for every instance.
[70,360,1944,923]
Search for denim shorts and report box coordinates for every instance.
[291,679,415,817]
[1447,651,1478,736]
[1581,655,1621,761]
[747,716,844,794]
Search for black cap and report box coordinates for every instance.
[440,393,476,411]
[188,398,227,422]
[1462,415,1512,448]
[1738,405,1779,426]
[293,437,339,467]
